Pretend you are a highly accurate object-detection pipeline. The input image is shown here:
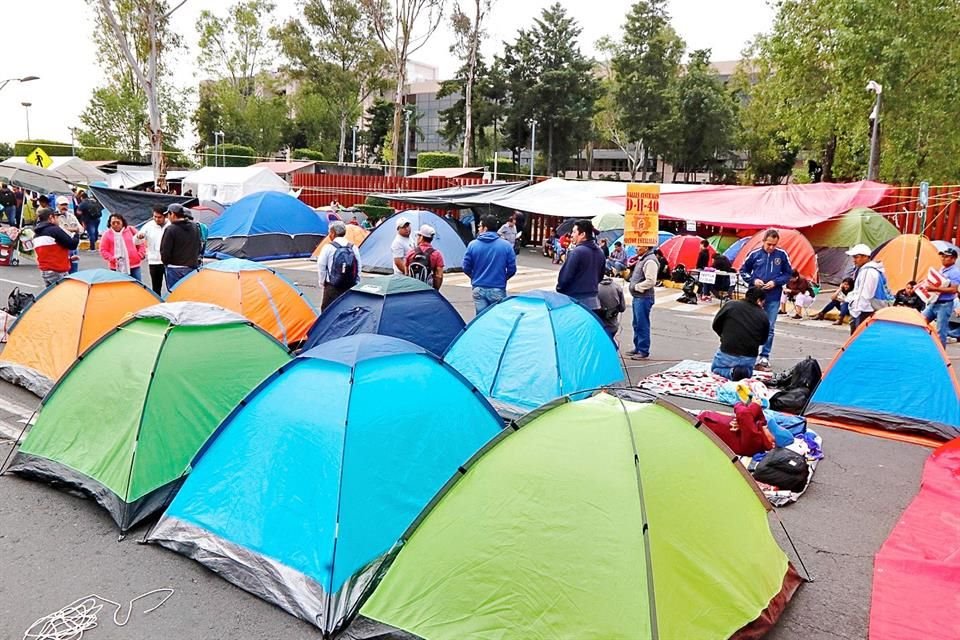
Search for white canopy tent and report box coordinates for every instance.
[106,168,190,190]
[181,166,289,204]
[2,156,107,185]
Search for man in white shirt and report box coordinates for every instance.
[845,243,888,334]
[136,204,170,295]
[391,217,414,275]
[317,221,362,311]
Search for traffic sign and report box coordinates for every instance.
[25,147,52,169]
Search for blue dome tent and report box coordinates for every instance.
[805,307,960,440]
[303,275,465,356]
[444,291,627,418]
[147,335,502,636]
[724,236,749,261]
[360,210,467,273]
[206,191,328,261]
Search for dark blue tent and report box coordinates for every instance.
[303,275,465,356]
[206,191,328,261]
[360,210,467,273]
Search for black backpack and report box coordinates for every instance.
[754,448,809,492]
[770,357,822,392]
[408,247,435,285]
[6,287,35,316]
[328,242,359,290]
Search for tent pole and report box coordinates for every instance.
[775,512,815,582]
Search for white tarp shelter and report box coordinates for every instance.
[106,168,191,190]
[181,166,288,204]
[2,156,107,185]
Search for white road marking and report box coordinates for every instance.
[0,396,37,419]
[0,278,40,289]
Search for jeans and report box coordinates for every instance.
[711,351,757,380]
[69,250,79,274]
[40,270,66,287]
[129,266,142,282]
[472,286,506,314]
[850,311,874,334]
[605,259,625,273]
[819,299,849,319]
[84,219,100,250]
[3,205,16,226]
[632,294,654,356]
[761,296,780,358]
[924,299,955,346]
[149,264,165,295]
[164,266,195,291]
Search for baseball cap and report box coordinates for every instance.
[166,203,186,216]
[418,224,436,239]
[939,247,959,258]
[55,195,70,206]
[845,243,872,257]
[395,216,411,229]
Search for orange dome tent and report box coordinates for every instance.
[0,270,161,396]
[872,234,940,292]
[310,224,369,259]
[166,258,317,347]
[733,229,819,283]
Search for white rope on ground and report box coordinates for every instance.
[22,588,174,640]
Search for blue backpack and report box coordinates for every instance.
[328,243,359,290]
[869,267,895,303]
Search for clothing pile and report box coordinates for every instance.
[742,427,823,507]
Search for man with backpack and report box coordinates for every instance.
[845,243,891,334]
[317,221,362,311]
[405,224,444,290]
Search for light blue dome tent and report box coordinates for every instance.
[359,210,467,273]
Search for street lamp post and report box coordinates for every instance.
[866,80,883,181]
[528,119,537,180]
[0,75,39,94]
[21,102,31,141]
[352,126,358,164]
[403,108,412,177]
[213,130,225,167]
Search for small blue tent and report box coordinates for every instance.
[444,291,627,417]
[303,275,465,356]
[805,307,960,440]
[147,335,502,636]
[360,210,467,273]
[724,236,749,261]
[206,191,328,261]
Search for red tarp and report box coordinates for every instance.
[869,438,960,640]
[607,181,891,229]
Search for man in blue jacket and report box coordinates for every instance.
[557,219,606,311]
[738,228,793,371]
[463,215,517,313]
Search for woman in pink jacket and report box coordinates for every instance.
[100,213,145,280]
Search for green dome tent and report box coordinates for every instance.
[362,393,802,639]
[707,233,739,253]
[5,302,290,532]
[805,207,900,284]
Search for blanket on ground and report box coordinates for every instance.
[640,359,774,404]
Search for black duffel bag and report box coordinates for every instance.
[753,447,809,492]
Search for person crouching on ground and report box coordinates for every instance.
[606,241,627,276]
[710,286,770,380]
[894,280,926,312]
[780,270,813,319]
[815,277,853,324]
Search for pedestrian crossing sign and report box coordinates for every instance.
[25,147,52,169]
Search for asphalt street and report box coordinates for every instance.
[0,248,945,639]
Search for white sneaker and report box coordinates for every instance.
[755,358,771,372]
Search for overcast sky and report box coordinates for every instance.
[0,0,773,151]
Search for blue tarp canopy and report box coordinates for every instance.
[444,290,627,417]
[303,275,465,356]
[148,335,502,636]
[360,210,468,273]
[206,191,328,261]
[805,309,960,440]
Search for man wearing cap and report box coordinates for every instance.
[923,247,960,346]
[317,221,362,311]
[55,196,82,273]
[845,243,889,334]
[391,217,414,275]
[160,203,201,290]
[405,225,445,290]
[33,208,80,286]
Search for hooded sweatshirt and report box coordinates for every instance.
[847,260,889,317]
[462,231,517,289]
[34,220,79,272]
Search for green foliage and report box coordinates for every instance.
[293,148,326,161]
[357,203,394,221]
[365,195,389,207]
[744,0,960,183]
[496,3,601,175]
[14,140,73,156]
[0,142,13,161]
[197,0,275,96]
[363,99,394,164]
[417,152,461,170]
[194,80,289,159]
[663,49,736,180]
[488,157,518,175]
[208,143,256,167]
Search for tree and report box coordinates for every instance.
[744,0,960,183]
[497,4,601,175]
[93,0,188,190]
[448,0,492,166]
[606,0,684,180]
[363,98,394,163]
[197,0,275,97]
[361,0,446,174]
[436,59,504,164]
[273,0,388,164]
[663,49,736,182]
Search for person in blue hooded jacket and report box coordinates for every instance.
[738,228,793,371]
[463,215,517,313]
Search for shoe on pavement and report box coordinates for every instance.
[629,352,649,360]
[755,358,771,372]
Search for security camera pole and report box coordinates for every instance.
[866,81,883,181]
